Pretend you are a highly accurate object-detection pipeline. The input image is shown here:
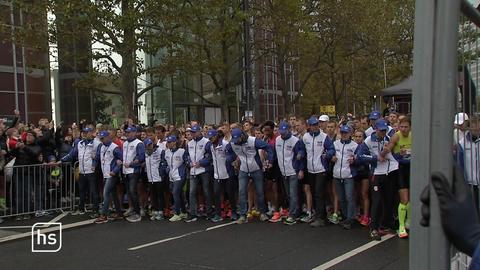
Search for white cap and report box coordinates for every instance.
[454,112,469,125]
[319,115,330,122]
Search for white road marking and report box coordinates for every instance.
[0,219,95,243]
[312,234,396,270]
[48,212,69,224]
[128,221,237,251]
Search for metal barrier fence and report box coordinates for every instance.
[0,161,78,219]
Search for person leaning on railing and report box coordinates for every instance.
[9,131,42,220]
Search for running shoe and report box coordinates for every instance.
[124,208,134,217]
[107,213,124,221]
[300,213,314,223]
[237,215,247,224]
[94,215,108,224]
[370,229,381,241]
[360,215,371,227]
[398,227,409,239]
[310,218,326,227]
[251,209,261,217]
[269,212,282,223]
[259,213,269,222]
[150,211,159,221]
[185,215,198,223]
[340,220,352,230]
[90,212,100,219]
[169,214,182,222]
[284,217,297,225]
[231,212,239,221]
[280,208,289,219]
[328,213,340,224]
[126,214,141,223]
[211,215,223,223]
[179,213,188,220]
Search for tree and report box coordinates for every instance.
[171,0,247,122]
[48,0,184,119]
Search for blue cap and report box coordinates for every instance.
[191,125,202,133]
[98,130,110,138]
[166,135,177,143]
[82,127,93,133]
[307,117,319,126]
[144,138,153,146]
[339,125,351,133]
[125,126,137,133]
[369,111,381,120]
[206,129,218,138]
[375,119,389,131]
[278,121,290,135]
[231,128,243,144]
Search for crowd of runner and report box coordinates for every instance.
[0,110,414,241]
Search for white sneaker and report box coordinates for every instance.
[124,208,134,217]
[169,214,182,222]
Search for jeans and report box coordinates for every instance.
[238,170,266,216]
[189,172,212,217]
[79,173,99,212]
[125,173,140,215]
[171,179,186,215]
[334,178,355,221]
[213,177,237,216]
[282,175,299,218]
[311,172,328,220]
[150,181,166,211]
[101,177,121,216]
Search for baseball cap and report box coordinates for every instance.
[307,117,319,126]
[375,119,389,131]
[125,126,137,133]
[144,138,153,146]
[231,128,243,144]
[98,130,110,138]
[191,125,202,133]
[319,115,330,122]
[369,111,381,120]
[339,125,351,133]
[278,121,290,135]
[454,112,469,125]
[206,129,218,138]
[82,127,93,133]
[166,135,177,143]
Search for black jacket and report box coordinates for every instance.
[11,143,42,166]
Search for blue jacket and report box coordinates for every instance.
[161,147,190,181]
[274,134,306,176]
[226,137,274,173]
[96,141,123,176]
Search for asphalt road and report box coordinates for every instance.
[0,214,408,270]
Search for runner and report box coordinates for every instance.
[357,119,399,240]
[275,121,306,225]
[226,128,274,224]
[384,116,412,238]
[60,127,100,217]
[162,135,189,222]
[94,130,123,224]
[353,129,371,227]
[331,125,358,230]
[122,126,146,223]
[144,137,167,221]
[186,124,213,222]
[206,129,238,222]
[303,117,335,227]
